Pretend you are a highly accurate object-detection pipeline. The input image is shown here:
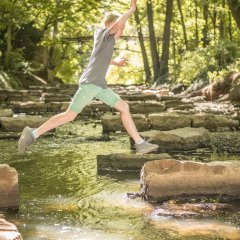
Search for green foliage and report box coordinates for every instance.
[177,40,240,85]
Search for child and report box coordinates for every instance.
[18,0,159,155]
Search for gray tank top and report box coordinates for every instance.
[79,28,115,89]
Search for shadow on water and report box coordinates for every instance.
[0,121,240,239]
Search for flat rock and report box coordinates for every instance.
[0,218,22,240]
[97,153,171,171]
[120,94,158,101]
[192,113,239,130]
[0,116,50,132]
[0,109,13,117]
[0,165,18,209]
[129,101,165,114]
[101,113,150,133]
[148,113,191,130]
[12,101,47,113]
[140,159,240,202]
[135,127,210,151]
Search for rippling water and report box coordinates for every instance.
[1,120,240,240]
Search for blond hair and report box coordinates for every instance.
[104,12,120,27]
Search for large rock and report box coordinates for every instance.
[135,127,210,151]
[0,165,18,209]
[120,94,158,101]
[140,159,240,202]
[129,101,165,114]
[42,93,72,103]
[0,116,50,132]
[101,113,150,133]
[6,90,32,102]
[148,113,191,130]
[12,101,47,113]
[0,109,13,117]
[0,218,22,240]
[191,113,239,130]
[97,153,171,171]
[229,72,240,102]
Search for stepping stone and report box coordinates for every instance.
[42,93,72,103]
[97,153,171,171]
[0,116,50,132]
[148,113,191,130]
[133,127,210,151]
[0,165,18,209]
[140,159,240,202]
[192,113,239,130]
[101,113,150,133]
[12,101,47,113]
[0,109,13,117]
[129,101,165,114]
[120,94,158,101]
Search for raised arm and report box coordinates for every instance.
[109,0,137,36]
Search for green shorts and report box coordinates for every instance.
[69,83,121,113]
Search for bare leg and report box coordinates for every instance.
[113,99,142,143]
[35,107,78,137]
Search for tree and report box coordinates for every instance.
[227,0,240,30]
[146,0,159,82]
[158,0,174,84]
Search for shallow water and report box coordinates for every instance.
[0,120,240,240]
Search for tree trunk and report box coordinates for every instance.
[147,0,160,82]
[220,0,226,39]
[194,0,199,47]
[159,0,174,84]
[212,0,217,42]
[47,0,61,82]
[177,0,188,50]
[227,0,240,30]
[3,21,12,70]
[134,9,152,84]
[228,11,233,40]
[202,0,209,47]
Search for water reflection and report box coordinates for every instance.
[0,120,239,240]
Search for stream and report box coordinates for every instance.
[1,120,240,240]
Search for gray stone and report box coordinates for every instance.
[101,113,150,133]
[43,93,72,103]
[192,113,239,130]
[0,116,50,132]
[165,100,185,109]
[140,159,240,202]
[47,102,64,112]
[148,113,191,130]
[0,109,13,117]
[129,101,165,114]
[0,165,18,209]
[136,127,210,151]
[0,218,22,240]
[12,101,47,113]
[120,94,158,101]
[97,153,171,171]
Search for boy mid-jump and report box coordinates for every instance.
[18,0,159,155]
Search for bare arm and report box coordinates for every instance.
[109,0,137,35]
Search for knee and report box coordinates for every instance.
[118,101,130,114]
[62,110,77,122]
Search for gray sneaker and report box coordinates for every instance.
[134,141,159,155]
[18,126,35,153]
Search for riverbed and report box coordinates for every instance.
[1,120,240,240]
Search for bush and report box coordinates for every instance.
[177,40,240,86]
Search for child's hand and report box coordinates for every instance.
[114,56,128,67]
[130,0,137,12]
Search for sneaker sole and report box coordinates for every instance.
[18,126,32,153]
[136,145,159,155]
